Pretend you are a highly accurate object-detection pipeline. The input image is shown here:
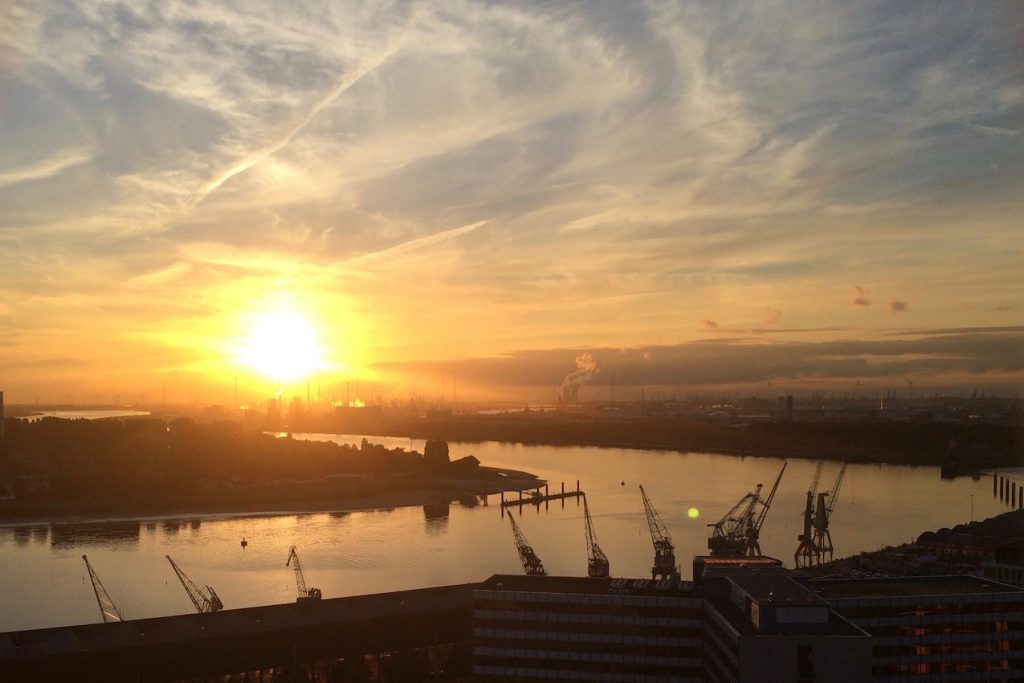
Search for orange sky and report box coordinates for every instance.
[0,2,1021,404]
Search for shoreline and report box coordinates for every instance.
[0,467,543,528]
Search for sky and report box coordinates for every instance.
[0,0,1022,404]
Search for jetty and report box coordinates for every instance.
[500,481,583,511]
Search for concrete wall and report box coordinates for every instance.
[739,633,872,683]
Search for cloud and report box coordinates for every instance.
[888,298,908,313]
[0,147,94,189]
[852,286,871,307]
[376,327,1024,393]
[765,307,782,324]
[1,1,1022,400]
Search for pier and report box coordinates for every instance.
[500,480,583,512]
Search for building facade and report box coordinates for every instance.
[473,564,1024,683]
[473,575,705,682]
[810,576,1024,682]
[983,541,1024,589]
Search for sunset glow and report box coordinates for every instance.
[237,310,326,384]
[0,2,1020,403]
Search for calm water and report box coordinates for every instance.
[18,409,151,422]
[0,434,1015,631]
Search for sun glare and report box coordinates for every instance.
[237,310,325,383]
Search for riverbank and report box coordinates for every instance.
[0,465,543,527]
[382,414,1023,472]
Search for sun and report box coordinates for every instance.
[237,310,325,383]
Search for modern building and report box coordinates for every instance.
[472,574,705,682]
[983,541,1024,589]
[810,575,1024,681]
[701,565,871,682]
[472,561,1024,683]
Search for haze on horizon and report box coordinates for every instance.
[1,1,1022,405]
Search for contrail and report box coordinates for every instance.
[0,146,94,188]
[342,219,492,267]
[954,121,1020,137]
[187,41,404,209]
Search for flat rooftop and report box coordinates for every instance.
[705,595,869,639]
[809,575,1024,600]
[727,573,829,606]
[0,583,475,661]
[478,574,695,597]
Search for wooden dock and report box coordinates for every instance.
[500,481,584,510]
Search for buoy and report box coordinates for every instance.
[241,537,248,548]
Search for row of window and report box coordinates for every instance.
[473,664,702,683]
[860,621,1020,638]
[473,654,703,678]
[474,598,702,620]
[474,607,697,627]
[474,617,700,639]
[474,645,700,668]
[873,658,1023,675]
[474,634,701,658]
[875,630,1024,646]
[836,601,1024,618]
[873,641,1016,657]
[849,616,1023,632]
[475,590,699,610]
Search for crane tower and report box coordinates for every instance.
[82,555,123,623]
[794,461,825,568]
[508,514,546,576]
[708,462,787,557]
[813,464,846,565]
[639,485,678,581]
[795,463,847,567]
[286,546,322,602]
[166,555,223,614]
[582,495,609,578]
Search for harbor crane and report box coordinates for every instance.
[582,494,610,578]
[507,514,546,576]
[286,546,322,602]
[639,484,678,580]
[166,555,224,614]
[795,463,847,567]
[795,461,825,568]
[708,462,787,557]
[811,464,843,565]
[82,555,123,623]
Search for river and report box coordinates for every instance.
[0,434,1015,631]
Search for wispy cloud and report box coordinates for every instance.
[0,147,93,188]
[0,1,1022,399]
